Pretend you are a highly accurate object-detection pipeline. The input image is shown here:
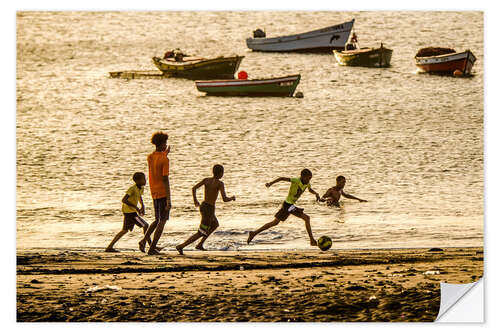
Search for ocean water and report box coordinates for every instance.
[16,11,483,251]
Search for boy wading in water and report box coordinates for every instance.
[247,168,320,247]
[105,172,151,252]
[320,175,367,207]
[176,164,235,255]
[139,131,171,255]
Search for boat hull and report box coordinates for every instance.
[334,46,393,67]
[246,20,354,53]
[152,56,244,80]
[195,75,301,97]
[415,50,476,75]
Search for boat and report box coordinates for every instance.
[109,70,167,79]
[414,47,476,75]
[246,19,355,53]
[152,54,244,80]
[195,74,301,97]
[333,42,392,68]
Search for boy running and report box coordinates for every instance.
[321,175,367,207]
[139,131,171,255]
[247,168,320,247]
[176,164,235,255]
[105,172,150,252]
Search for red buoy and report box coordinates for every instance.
[238,71,248,80]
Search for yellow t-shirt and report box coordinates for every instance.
[122,185,144,213]
[285,178,311,205]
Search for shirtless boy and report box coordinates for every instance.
[176,164,235,254]
[321,175,367,207]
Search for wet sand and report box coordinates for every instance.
[16,247,483,322]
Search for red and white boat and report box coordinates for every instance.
[415,49,476,75]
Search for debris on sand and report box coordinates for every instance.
[86,285,122,292]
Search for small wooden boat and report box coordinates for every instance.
[109,70,167,79]
[334,43,393,68]
[152,55,244,80]
[414,48,476,75]
[195,74,301,97]
[246,19,355,53]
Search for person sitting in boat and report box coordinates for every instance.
[163,50,174,59]
[173,49,188,62]
[345,32,359,51]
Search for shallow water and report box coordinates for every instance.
[16,11,483,251]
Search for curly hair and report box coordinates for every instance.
[151,131,168,147]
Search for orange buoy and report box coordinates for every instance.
[238,71,248,80]
[453,69,463,77]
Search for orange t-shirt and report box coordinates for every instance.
[147,151,170,199]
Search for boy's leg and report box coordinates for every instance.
[247,218,280,244]
[297,213,317,246]
[148,218,167,255]
[195,221,219,250]
[106,229,128,252]
[176,231,204,255]
[141,222,152,244]
[140,220,157,251]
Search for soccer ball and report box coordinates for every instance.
[318,236,332,251]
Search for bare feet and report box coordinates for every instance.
[155,246,164,252]
[105,248,119,253]
[147,248,161,255]
[195,244,207,251]
[247,231,255,244]
[138,240,146,253]
[176,245,184,255]
[310,239,318,247]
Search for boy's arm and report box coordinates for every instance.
[308,187,321,201]
[163,176,171,209]
[266,177,291,188]
[192,178,206,207]
[341,191,367,202]
[139,196,145,215]
[219,182,236,202]
[122,194,141,213]
[320,188,332,201]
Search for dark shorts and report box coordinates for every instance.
[123,212,148,231]
[153,197,169,222]
[198,202,219,236]
[274,201,304,221]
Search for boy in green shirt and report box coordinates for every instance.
[247,168,320,247]
[105,172,151,252]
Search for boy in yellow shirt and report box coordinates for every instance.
[247,168,320,247]
[105,172,151,252]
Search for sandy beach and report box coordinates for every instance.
[16,247,483,322]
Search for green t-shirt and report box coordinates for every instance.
[285,178,311,204]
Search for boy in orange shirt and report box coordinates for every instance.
[139,131,171,255]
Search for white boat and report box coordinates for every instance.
[246,19,355,52]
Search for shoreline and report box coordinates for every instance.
[17,247,483,322]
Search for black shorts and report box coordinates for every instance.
[198,202,219,236]
[123,212,148,231]
[153,197,169,222]
[274,201,304,221]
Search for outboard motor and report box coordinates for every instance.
[253,29,266,38]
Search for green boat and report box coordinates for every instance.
[195,74,301,97]
[333,43,393,68]
[152,55,244,80]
